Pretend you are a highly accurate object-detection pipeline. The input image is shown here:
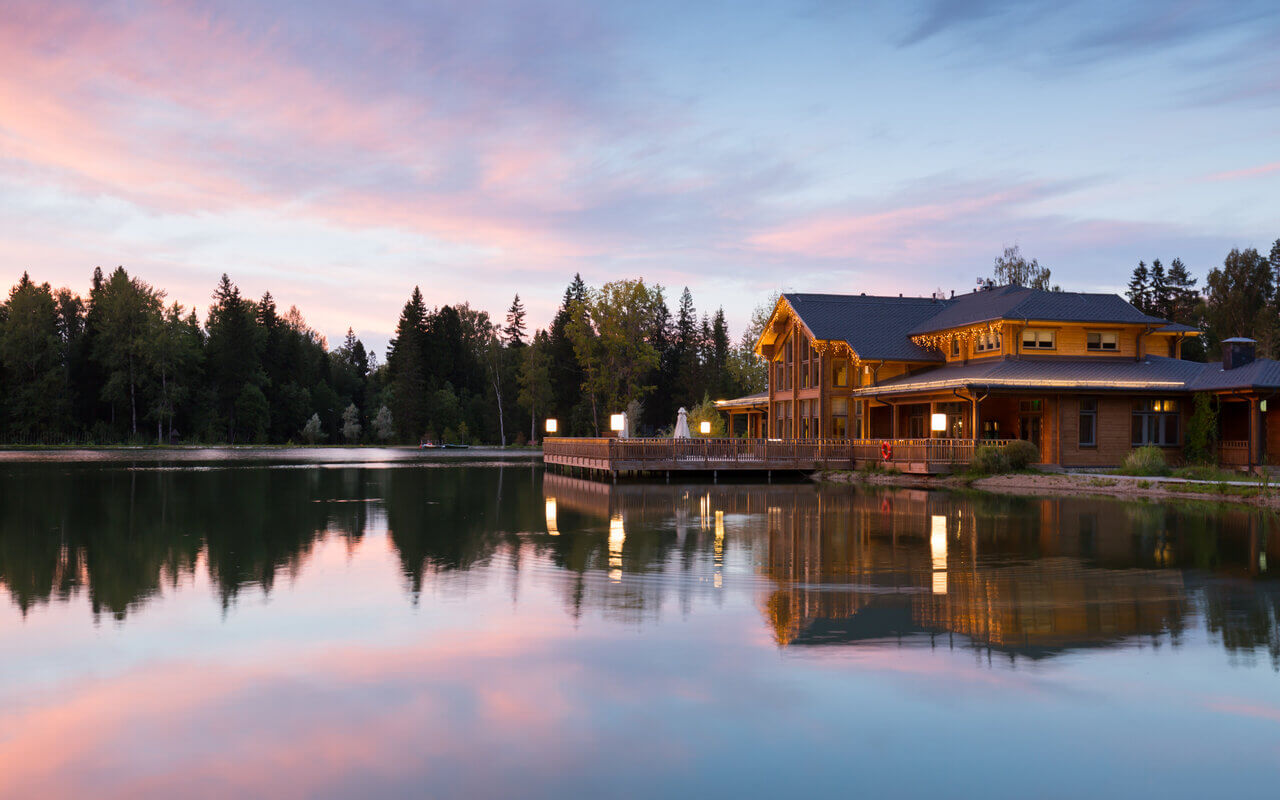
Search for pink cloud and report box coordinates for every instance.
[1203,161,1280,182]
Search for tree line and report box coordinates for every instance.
[0,267,767,445]
[1123,238,1280,362]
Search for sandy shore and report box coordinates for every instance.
[818,469,1280,509]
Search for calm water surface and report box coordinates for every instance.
[1,455,1279,798]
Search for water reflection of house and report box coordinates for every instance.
[759,489,1192,658]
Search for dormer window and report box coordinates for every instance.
[950,338,960,358]
[975,330,1002,353]
[1088,332,1119,351]
[1022,329,1055,350]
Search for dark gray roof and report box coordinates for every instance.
[907,285,1165,335]
[1188,359,1280,391]
[855,354,1280,396]
[1157,322,1199,334]
[782,293,944,362]
[855,356,1208,396]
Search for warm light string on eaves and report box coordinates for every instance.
[910,322,1006,352]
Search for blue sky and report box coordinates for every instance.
[1,0,1277,352]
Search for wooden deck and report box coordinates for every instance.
[542,437,1018,475]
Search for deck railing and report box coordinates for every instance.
[543,437,1024,470]
[1219,440,1250,467]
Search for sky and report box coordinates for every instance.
[1,0,1278,355]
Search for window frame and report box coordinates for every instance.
[1087,331,1120,352]
[1021,328,1056,350]
[1131,399,1180,447]
[1078,398,1097,448]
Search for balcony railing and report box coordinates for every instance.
[543,437,1023,471]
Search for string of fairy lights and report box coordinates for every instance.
[910,322,1006,353]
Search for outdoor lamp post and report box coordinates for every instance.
[700,420,711,435]
[931,413,947,437]
[545,418,558,435]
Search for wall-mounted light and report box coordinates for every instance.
[931,413,947,433]
[700,420,712,435]
[610,413,625,432]
[545,418,558,434]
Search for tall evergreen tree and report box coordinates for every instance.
[1127,261,1151,313]
[386,287,430,442]
[0,274,72,437]
[503,294,527,347]
[1148,259,1168,318]
[91,266,164,437]
[204,274,265,441]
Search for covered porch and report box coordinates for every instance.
[865,392,1058,464]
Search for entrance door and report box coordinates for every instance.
[1019,415,1041,449]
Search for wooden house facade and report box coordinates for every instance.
[742,285,1280,468]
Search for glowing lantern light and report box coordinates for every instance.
[545,418,558,434]
[700,420,712,435]
[610,413,625,432]
[931,413,947,433]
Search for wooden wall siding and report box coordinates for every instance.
[1266,409,1280,465]
[1057,396,1190,467]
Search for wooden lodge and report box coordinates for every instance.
[544,284,1280,475]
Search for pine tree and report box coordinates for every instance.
[1127,261,1151,313]
[386,287,430,442]
[503,294,527,347]
[1149,259,1168,318]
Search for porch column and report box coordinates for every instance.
[1250,397,1262,469]
[890,403,899,439]
[971,394,980,442]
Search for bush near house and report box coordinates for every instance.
[970,445,1010,475]
[1121,445,1170,477]
[1003,440,1040,470]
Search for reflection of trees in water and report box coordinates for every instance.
[3,462,1279,669]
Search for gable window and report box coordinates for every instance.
[1078,399,1097,447]
[1132,399,1179,446]
[975,330,1002,353]
[1088,332,1119,351]
[832,358,849,388]
[1022,329,1055,350]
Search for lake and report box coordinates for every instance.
[1,452,1278,798]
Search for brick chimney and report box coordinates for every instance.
[1221,337,1256,370]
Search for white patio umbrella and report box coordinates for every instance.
[674,407,691,438]
[618,411,629,439]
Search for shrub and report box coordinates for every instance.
[971,445,1010,475]
[1003,440,1040,470]
[1184,392,1218,464]
[1121,445,1169,477]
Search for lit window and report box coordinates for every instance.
[832,358,849,387]
[1088,332,1119,351]
[1022,329,1055,349]
[1132,399,1180,446]
[950,338,960,358]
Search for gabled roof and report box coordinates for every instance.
[781,293,945,362]
[907,285,1165,335]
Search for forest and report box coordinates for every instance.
[0,267,768,445]
[2,238,1278,446]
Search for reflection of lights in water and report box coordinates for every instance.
[714,510,725,589]
[700,494,711,531]
[930,514,947,595]
[609,514,625,582]
[1261,552,1268,572]
[545,498,558,535]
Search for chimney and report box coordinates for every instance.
[950,289,955,299]
[1222,337,1256,370]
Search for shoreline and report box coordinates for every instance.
[817,469,1280,510]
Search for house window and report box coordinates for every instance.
[832,358,849,388]
[938,401,966,438]
[1022,329,1055,350]
[907,408,926,438]
[1132,399,1180,446]
[831,398,848,438]
[1088,332,1119,351]
[950,338,960,358]
[853,399,864,439]
[1019,399,1044,413]
[975,330,1002,353]
[1079,399,1097,447]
